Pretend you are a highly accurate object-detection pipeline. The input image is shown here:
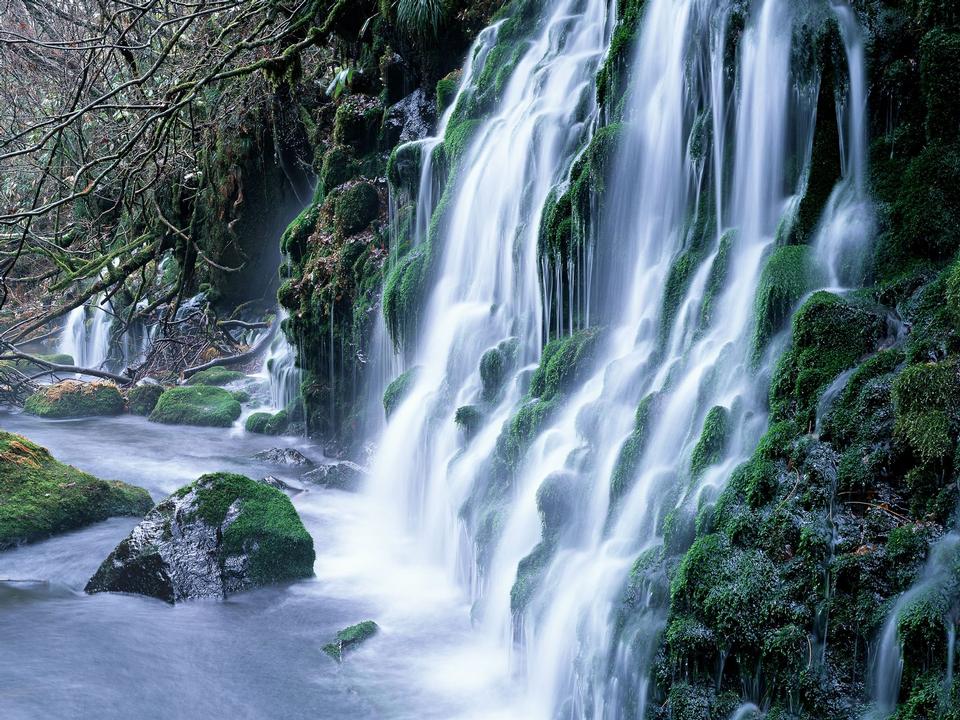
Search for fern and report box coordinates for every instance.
[395,0,449,37]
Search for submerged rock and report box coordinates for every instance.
[0,431,151,550]
[245,410,290,435]
[148,386,242,427]
[253,447,313,467]
[322,620,379,661]
[259,475,304,495]
[85,472,315,603]
[301,461,367,492]
[23,380,124,418]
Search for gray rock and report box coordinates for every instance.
[85,473,315,603]
[301,460,368,492]
[382,89,435,147]
[253,447,314,467]
[260,475,305,495]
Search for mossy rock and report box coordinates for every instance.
[245,410,290,436]
[185,367,247,386]
[332,94,383,154]
[86,472,315,602]
[334,182,380,236]
[0,431,152,549]
[383,366,420,419]
[752,245,816,364]
[322,620,379,661]
[149,386,242,427]
[23,381,125,418]
[319,145,356,195]
[690,405,730,480]
[436,70,461,116]
[126,384,165,416]
[455,404,484,439]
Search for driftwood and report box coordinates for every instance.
[217,319,269,330]
[181,321,278,379]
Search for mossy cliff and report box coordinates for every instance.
[642,3,960,718]
[0,431,152,549]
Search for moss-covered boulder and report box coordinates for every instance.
[323,620,379,661]
[126,383,165,416]
[149,386,242,427]
[85,472,315,602]
[383,366,420,419]
[245,410,290,435]
[23,380,125,418]
[334,181,380,236]
[185,367,247,386]
[0,431,151,550]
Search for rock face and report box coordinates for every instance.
[85,472,315,602]
[148,386,242,427]
[23,380,124,418]
[0,431,152,550]
[301,461,367,492]
[252,447,313,467]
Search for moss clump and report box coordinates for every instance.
[455,404,484,439]
[126,384,165,416]
[479,338,519,402]
[280,201,322,264]
[185,367,247,386]
[333,181,380,237]
[386,141,423,202]
[383,366,420,419]
[770,291,886,425]
[697,231,734,335]
[319,145,356,196]
[149,386,242,427]
[332,94,383,154]
[891,143,960,262]
[919,28,960,144]
[189,471,314,584]
[436,70,461,116]
[322,620,379,661]
[528,328,602,402]
[609,392,660,510]
[752,245,815,364]
[23,381,125,418]
[0,431,152,549]
[690,405,730,480]
[245,410,290,435]
[892,361,960,462]
[383,242,433,348]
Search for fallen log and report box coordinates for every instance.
[181,321,278,379]
[0,346,132,385]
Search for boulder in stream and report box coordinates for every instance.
[149,386,242,427]
[185,367,247,386]
[323,620,379,661]
[23,380,124,418]
[301,461,367,492]
[85,472,315,602]
[253,447,314,467]
[0,431,152,550]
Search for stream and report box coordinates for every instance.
[0,411,520,719]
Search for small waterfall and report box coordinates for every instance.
[263,309,302,412]
[869,532,960,717]
[730,704,762,720]
[814,1,874,289]
[57,296,113,370]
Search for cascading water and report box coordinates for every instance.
[57,296,113,370]
[263,309,303,412]
[366,0,873,717]
[868,531,960,718]
[368,0,612,582]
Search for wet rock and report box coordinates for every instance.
[23,380,124,418]
[259,475,305,495]
[253,447,314,467]
[301,461,367,492]
[85,472,315,603]
[382,89,435,148]
[323,620,379,661]
[149,386,241,427]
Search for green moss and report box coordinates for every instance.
[189,472,314,584]
[595,0,648,114]
[528,328,602,402]
[332,94,383,154]
[149,386,242,427]
[1,353,74,373]
[23,381,125,418]
[322,620,379,661]
[443,118,482,166]
[697,230,734,335]
[892,361,960,462]
[245,410,290,435]
[920,28,960,143]
[386,141,423,201]
[690,405,730,480]
[891,143,960,262]
[752,245,815,365]
[436,71,460,116]
[383,366,420,419]
[334,182,380,236]
[127,384,165,416]
[609,392,659,510]
[280,201,321,264]
[319,145,357,196]
[455,404,484,439]
[383,242,433,348]
[479,338,520,402]
[0,431,152,549]
[186,367,247,386]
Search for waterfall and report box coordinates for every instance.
[263,309,302,412]
[869,532,960,717]
[57,296,113,370]
[814,1,874,289]
[365,0,875,717]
